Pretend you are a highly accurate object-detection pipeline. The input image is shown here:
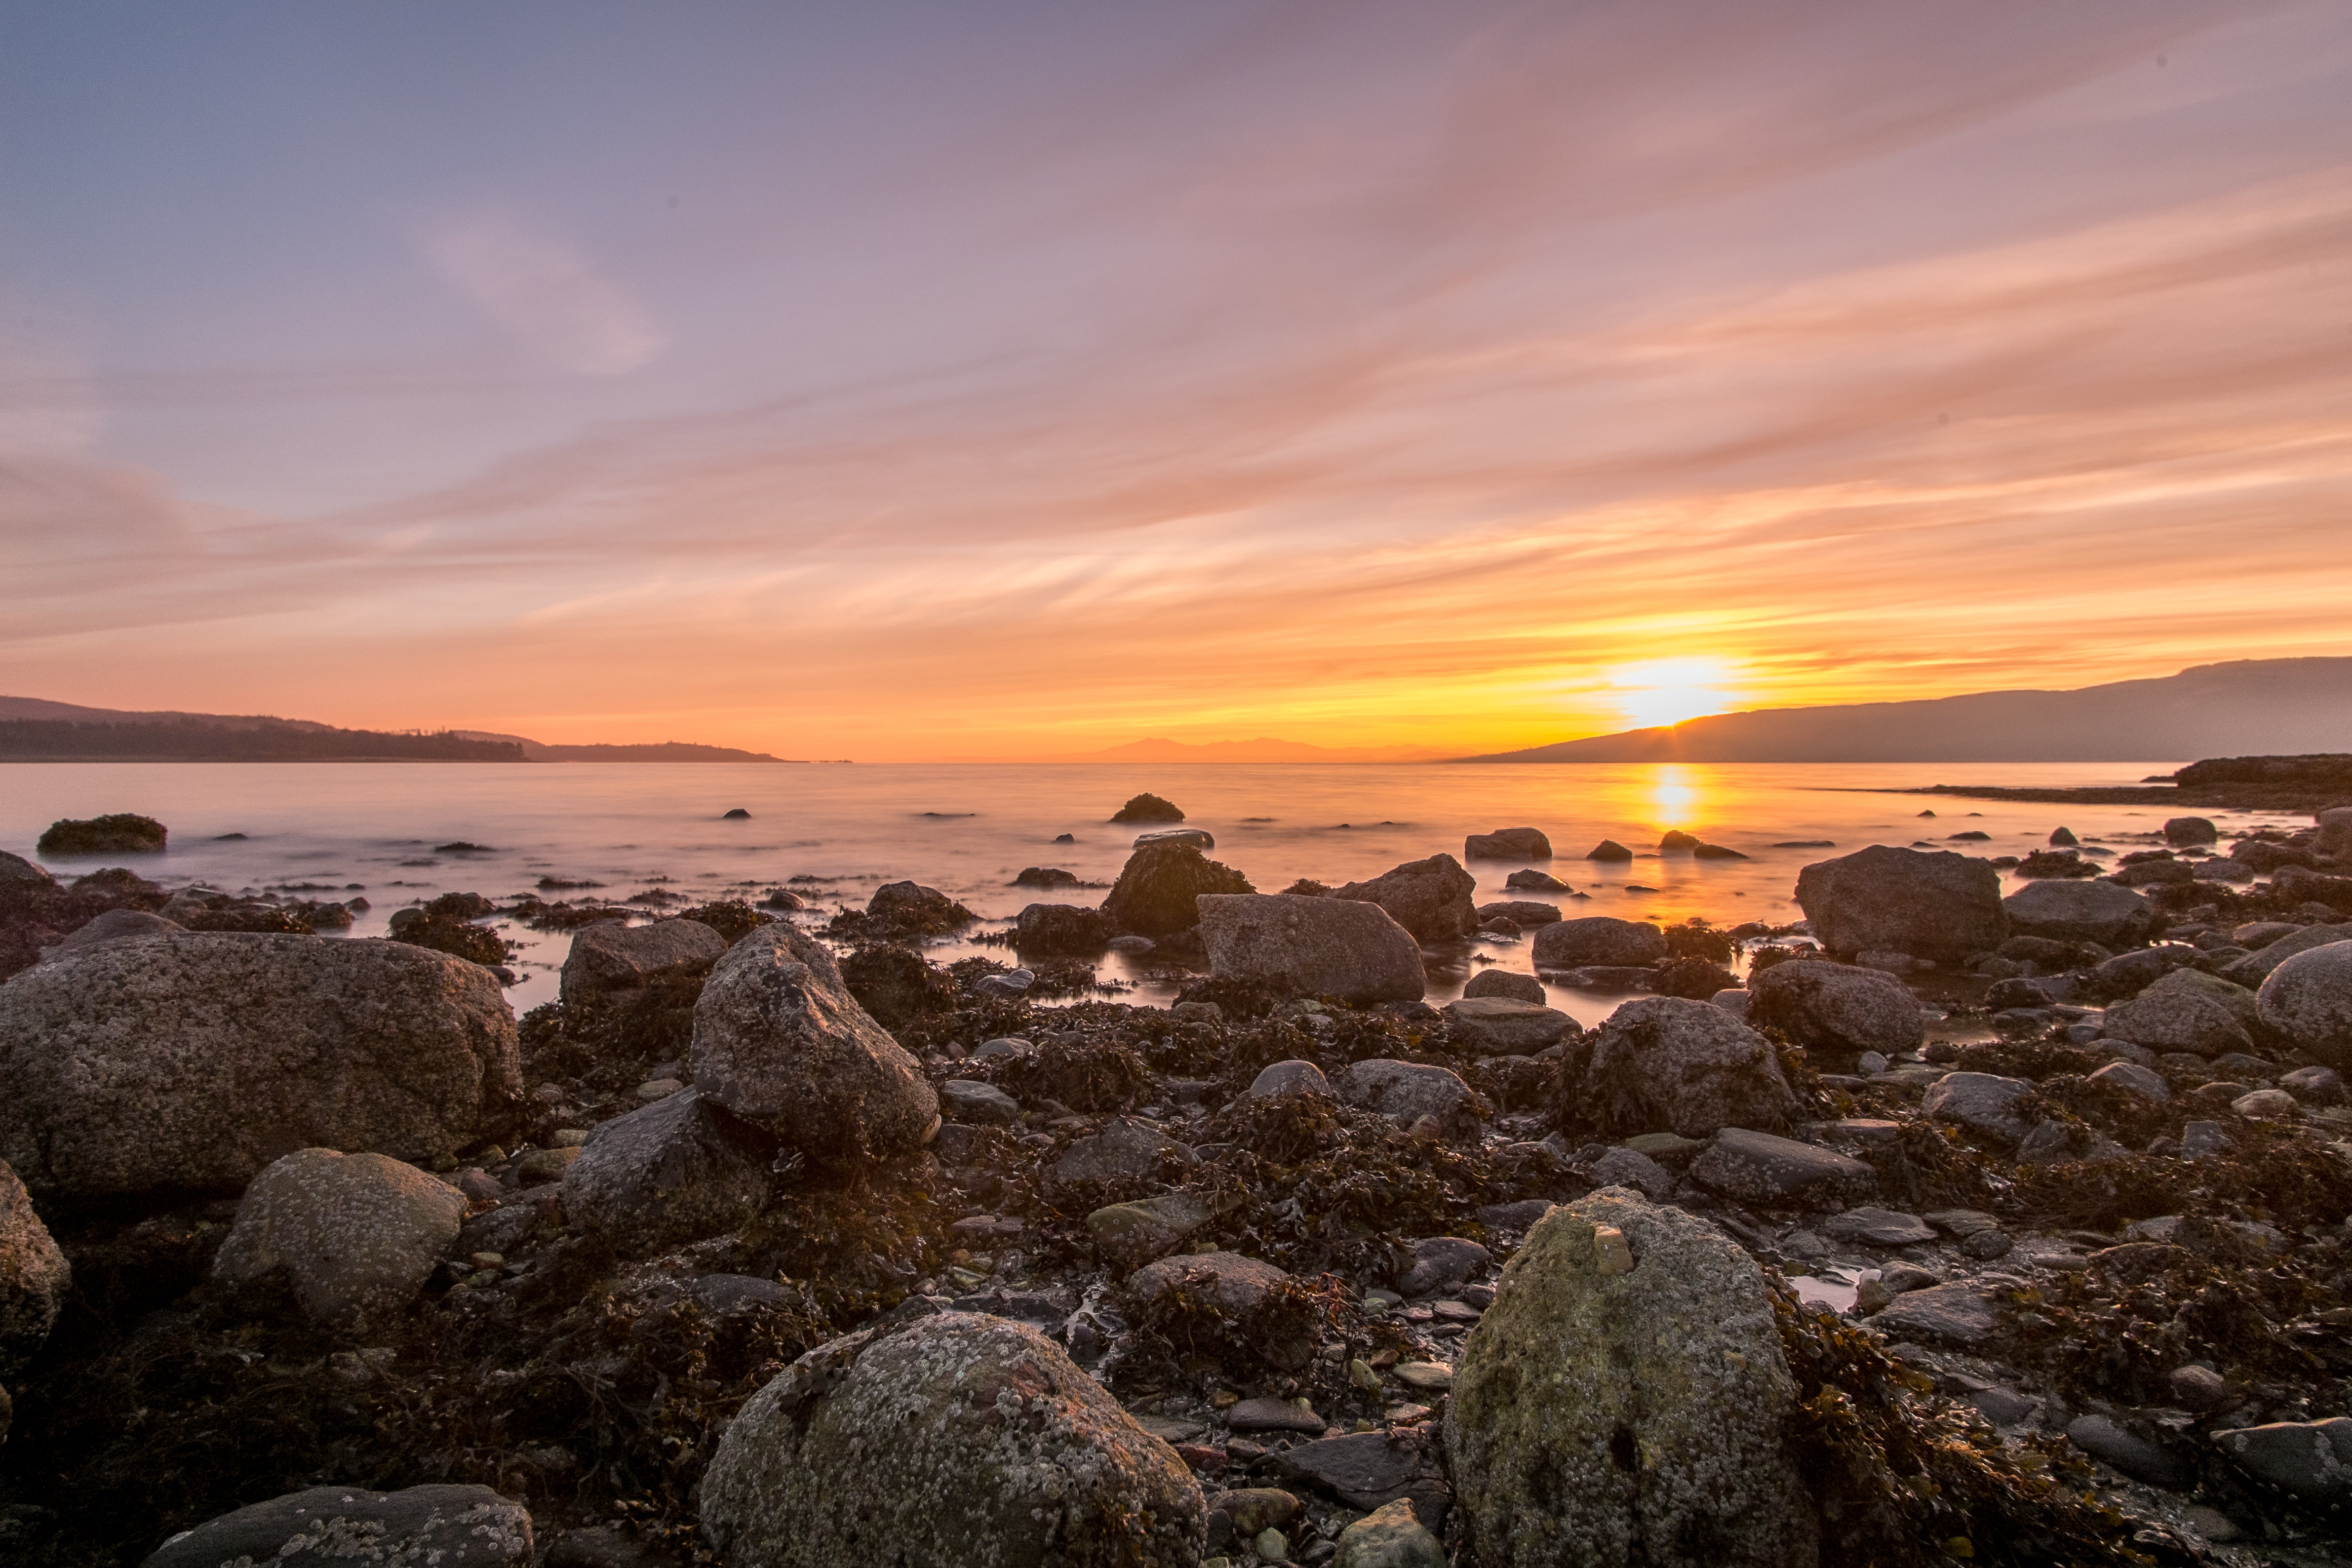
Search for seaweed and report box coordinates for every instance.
[674,902,775,943]
[990,1034,1155,1114]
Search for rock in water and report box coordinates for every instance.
[1463,969,1547,1005]
[1571,996,1798,1137]
[1745,959,1923,1057]
[701,1312,1203,1568]
[2258,941,2352,1068]
[37,812,167,856]
[1794,845,2005,961]
[1445,1189,1819,1568]
[690,925,939,1164]
[142,1484,533,1568]
[2001,880,2155,947]
[1531,917,1667,969]
[1331,854,1480,943]
[1102,842,1255,939]
[0,934,520,1197]
[1111,792,1186,823]
[560,1087,782,1256]
[211,1148,467,1331]
[559,917,729,1007]
[1585,840,1634,861]
[0,1158,69,1376]
[1196,894,1425,1004]
[1465,827,1552,861]
[1015,902,1109,956]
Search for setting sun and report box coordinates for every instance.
[1607,658,1742,730]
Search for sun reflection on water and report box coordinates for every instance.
[1649,763,1699,824]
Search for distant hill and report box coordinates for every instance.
[1054,736,1437,763]
[1459,658,2352,763]
[0,697,796,762]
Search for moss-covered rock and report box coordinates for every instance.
[37,814,166,857]
[1444,1188,1819,1568]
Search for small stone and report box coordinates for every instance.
[2231,1087,2300,1120]
[1592,1224,1633,1276]
[1255,1527,1288,1563]
[2169,1365,2229,1412]
[1820,1207,1936,1247]
[1391,1362,1453,1391]
[2067,1413,2191,1486]
[1229,1397,1325,1433]
[636,1078,684,1101]
[2211,1417,2352,1499]
[1865,1283,1996,1347]
[1349,1358,1383,1392]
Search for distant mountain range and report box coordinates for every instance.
[0,696,796,762]
[1050,736,1437,763]
[1460,659,2352,763]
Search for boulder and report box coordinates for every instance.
[1087,1192,1242,1272]
[1505,869,1568,891]
[1125,1253,1307,1362]
[689,925,939,1164]
[0,934,520,1197]
[1688,1128,1874,1204]
[143,1485,533,1568]
[37,906,186,961]
[1531,916,1666,969]
[0,851,53,885]
[2105,969,2259,1057]
[1275,1433,1450,1526]
[1476,900,1563,927]
[1243,1059,1332,1099]
[1921,1072,2037,1141]
[560,918,730,1008]
[2319,806,2352,861]
[1331,855,1479,943]
[1585,840,1634,861]
[1573,996,1797,1138]
[1396,1236,1490,1297]
[2221,922,2352,985]
[1103,843,1254,939]
[0,1158,68,1376]
[2163,817,2219,846]
[1443,997,1574,1054]
[1463,969,1547,1005]
[1110,792,1186,824]
[2211,1417,2352,1501]
[211,1149,467,1331]
[867,881,975,932]
[1444,1189,1819,1568]
[701,1311,1204,1568]
[1335,1059,1485,1138]
[2001,880,2155,947]
[1465,827,1552,861]
[1196,894,1425,1004]
[560,1088,781,1256]
[2257,941,2352,1068]
[38,813,166,857]
[2087,1061,2171,1103]
[1867,1283,1997,1348]
[1744,960,1923,1057]
[1794,846,2005,961]
[940,1079,1023,1125]
[1014,903,1109,956]
[1053,1118,1195,1185]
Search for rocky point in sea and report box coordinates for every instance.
[2,787,2352,1565]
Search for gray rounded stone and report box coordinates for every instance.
[560,1087,781,1257]
[2257,941,2352,1067]
[1574,996,1798,1138]
[2106,969,2258,1057]
[1463,969,1548,1005]
[1197,894,1426,1004]
[1331,854,1480,943]
[2211,1417,2352,1500]
[1531,917,1667,969]
[560,917,729,1007]
[1443,997,1574,1054]
[1921,1071,2037,1141]
[1445,1189,1819,1568]
[2001,880,2155,947]
[212,1148,467,1331]
[0,934,521,1197]
[1794,845,2005,961]
[702,1312,1204,1568]
[142,1484,532,1568]
[1745,960,1922,1057]
[1244,1059,1333,1099]
[1334,1059,1485,1138]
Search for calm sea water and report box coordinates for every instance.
[2,761,2301,1022]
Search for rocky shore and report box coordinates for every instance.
[2,793,2352,1565]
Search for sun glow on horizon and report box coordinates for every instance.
[1607,658,1741,730]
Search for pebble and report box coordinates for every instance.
[635,1078,684,1101]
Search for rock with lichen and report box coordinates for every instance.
[141,1483,533,1568]
[701,1311,1204,1568]
[1444,1188,1819,1568]
[211,1148,468,1332]
[1568,996,1798,1138]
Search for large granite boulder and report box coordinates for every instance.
[1332,855,1479,943]
[1571,996,1797,1138]
[1445,1189,1819,1568]
[142,1485,533,1568]
[2001,880,2155,947]
[2220,922,2352,985]
[559,918,729,1007]
[1744,960,1922,1057]
[1465,827,1552,861]
[561,1088,782,1256]
[211,1148,467,1331]
[1197,894,1425,1003]
[690,926,938,1164]
[702,1312,1203,1568]
[1335,1059,1486,1138]
[1795,846,2005,961]
[1102,842,1254,938]
[37,906,186,962]
[2259,941,2352,1069]
[0,1158,68,1376]
[2105,968,2260,1057]
[1531,917,1667,969]
[0,934,521,1197]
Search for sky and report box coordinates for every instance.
[3,0,2351,760]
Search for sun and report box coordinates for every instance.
[1607,657,1739,729]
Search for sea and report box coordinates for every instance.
[1,760,2303,1026]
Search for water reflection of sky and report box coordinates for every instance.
[3,761,2306,1019]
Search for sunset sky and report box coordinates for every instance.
[5,1,2351,760]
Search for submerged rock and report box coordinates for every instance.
[690,925,939,1164]
[559,917,729,1007]
[1197,893,1425,1003]
[1103,842,1254,939]
[1795,845,2005,961]
[142,1484,533,1568]
[1444,1189,1819,1568]
[1331,854,1480,943]
[701,1312,1203,1568]
[0,934,520,1197]
[211,1148,467,1331]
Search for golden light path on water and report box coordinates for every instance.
[1,760,2306,1028]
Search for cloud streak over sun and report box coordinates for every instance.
[2,0,2350,757]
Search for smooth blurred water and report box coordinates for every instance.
[2,760,2299,1019]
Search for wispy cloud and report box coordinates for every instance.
[418,211,666,376]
